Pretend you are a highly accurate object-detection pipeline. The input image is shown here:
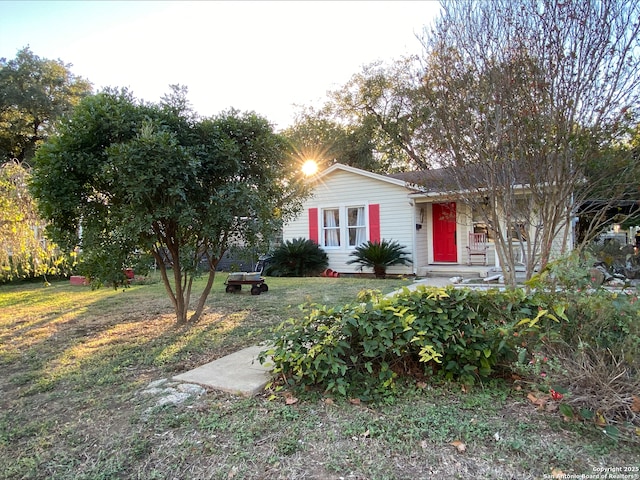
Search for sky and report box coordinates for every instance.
[1,1,441,131]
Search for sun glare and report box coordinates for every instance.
[301,159,319,176]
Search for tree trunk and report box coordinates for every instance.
[494,234,517,288]
[189,269,217,323]
[373,265,386,279]
[152,245,188,325]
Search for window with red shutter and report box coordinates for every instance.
[368,204,380,242]
[308,208,318,243]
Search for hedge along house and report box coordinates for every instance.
[282,163,575,278]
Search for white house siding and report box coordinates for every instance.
[414,204,429,276]
[457,203,497,266]
[550,224,570,260]
[282,167,416,275]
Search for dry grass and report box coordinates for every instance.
[545,343,640,430]
[1,274,638,480]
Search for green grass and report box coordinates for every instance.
[0,273,637,479]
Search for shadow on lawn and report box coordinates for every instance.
[0,279,269,399]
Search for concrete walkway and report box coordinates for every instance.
[172,277,458,396]
[173,345,272,397]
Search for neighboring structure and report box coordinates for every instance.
[282,163,563,277]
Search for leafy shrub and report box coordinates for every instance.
[527,250,597,290]
[77,245,153,288]
[260,286,555,398]
[265,238,328,277]
[0,250,76,284]
[346,239,412,278]
[527,254,640,356]
[524,254,640,434]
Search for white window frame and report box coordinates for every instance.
[321,207,341,248]
[347,206,367,248]
[320,205,368,249]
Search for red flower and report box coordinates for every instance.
[550,389,563,400]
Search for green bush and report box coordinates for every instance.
[0,250,76,284]
[524,253,640,433]
[346,239,412,278]
[527,253,640,356]
[265,238,328,277]
[260,286,556,398]
[261,252,640,435]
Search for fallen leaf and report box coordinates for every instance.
[349,398,361,405]
[416,381,427,389]
[595,411,607,426]
[631,395,640,413]
[450,440,466,453]
[527,392,549,407]
[604,425,619,439]
[514,385,522,391]
[285,395,298,405]
[551,468,564,478]
[559,403,574,420]
[323,398,334,405]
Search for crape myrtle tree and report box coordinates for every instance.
[0,47,92,165]
[30,88,306,325]
[330,0,640,286]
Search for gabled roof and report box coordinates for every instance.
[313,163,533,197]
[388,164,533,194]
[387,169,459,192]
[312,163,416,189]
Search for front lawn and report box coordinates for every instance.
[0,274,637,479]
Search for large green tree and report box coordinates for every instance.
[283,107,398,173]
[328,56,429,171]
[0,47,92,165]
[330,0,640,285]
[31,88,305,324]
[0,48,91,281]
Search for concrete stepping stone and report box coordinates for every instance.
[172,345,272,397]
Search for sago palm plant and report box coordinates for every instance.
[347,239,412,279]
[266,238,328,277]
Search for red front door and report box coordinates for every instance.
[433,202,457,262]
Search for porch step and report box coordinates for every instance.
[424,265,494,279]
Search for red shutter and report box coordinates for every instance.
[308,208,319,243]
[368,204,380,243]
